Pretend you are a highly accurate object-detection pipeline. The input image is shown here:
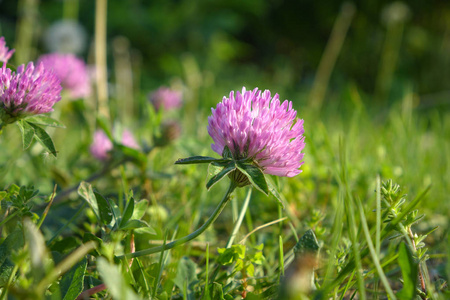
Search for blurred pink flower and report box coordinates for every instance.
[90,129,139,161]
[0,62,62,123]
[121,130,140,149]
[0,37,14,63]
[38,53,91,99]
[207,87,305,177]
[90,130,112,161]
[148,87,182,111]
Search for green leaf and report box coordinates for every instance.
[96,115,113,141]
[294,229,321,256]
[24,219,49,282]
[77,182,100,222]
[26,115,65,128]
[28,122,58,157]
[94,192,113,226]
[134,226,157,235]
[120,219,155,232]
[16,120,35,149]
[173,257,198,294]
[217,245,246,265]
[208,282,225,300]
[266,176,286,209]
[97,258,141,300]
[131,200,148,220]
[175,156,224,165]
[0,230,24,285]
[120,196,135,227]
[397,242,418,300]
[60,258,87,300]
[236,161,269,195]
[206,161,236,190]
[115,144,147,164]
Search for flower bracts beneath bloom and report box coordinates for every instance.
[38,53,91,99]
[0,62,62,123]
[207,87,305,177]
[0,37,14,63]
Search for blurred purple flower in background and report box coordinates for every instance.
[148,86,182,111]
[207,87,305,177]
[121,130,140,149]
[90,129,140,161]
[0,62,62,123]
[90,130,113,161]
[0,36,15,63]
[38,53,91,99]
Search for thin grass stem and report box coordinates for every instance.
[356,197,396,299]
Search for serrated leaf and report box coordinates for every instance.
[175,156,223,165]
[60,258,87,300]
[28,122,57,157]
[397,242,418,300]
[236,161,269,195]
[17,120,35,149]
[206,161,235,190]
[266,176,286,209]
[94,192,113,225]
[78,182,100,222]
[26,115,66,128]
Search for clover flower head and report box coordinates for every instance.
[148,87,182,111]
[0,62,62,123]
[38,53,91,99]
[0,36,15,63]
[90,129,139,161]
[207,87,305,177]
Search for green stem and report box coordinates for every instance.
[0,122,5,136]
[0,210,20,227]
[118,182,237,259]
[0,264,18,300]
[226,188,251,248]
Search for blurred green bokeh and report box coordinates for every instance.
[1,0,450,109]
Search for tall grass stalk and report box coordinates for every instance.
[309,2,355,111]
[356,197,396,299]
[95,0,109,118]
